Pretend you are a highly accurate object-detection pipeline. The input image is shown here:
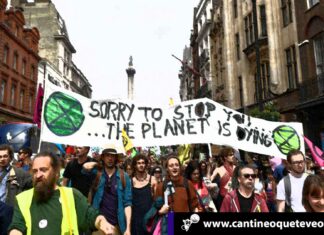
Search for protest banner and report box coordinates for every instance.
[40,81,304,159]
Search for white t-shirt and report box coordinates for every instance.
[276,173,308,212]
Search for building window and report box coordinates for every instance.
[10,85,16,106]
[3,46,9,64]
[233,0,238,18]
[255,61,271,101]
[313,32,324,77]
[260,5,267,37]
[22,59,26,76]
[13,53,18,70]
[29,93,34,113]
[244,13,254,46]
[235,33,240,60]
[285,46,298,89]
[261,62,270,99]
[307,0,319,8]
[63,48,70,76]
[63,81,69,89]
[0,80,6,103]
[281,0,293,27]
[238,76,243,107]
[31,65,35,80]
[19,89,25,110]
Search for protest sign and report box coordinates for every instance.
[40,81,304,159]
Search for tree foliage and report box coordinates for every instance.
[249,102,280,121]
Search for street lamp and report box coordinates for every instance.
[252,0,263,111]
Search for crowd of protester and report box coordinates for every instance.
[0,143,323,235]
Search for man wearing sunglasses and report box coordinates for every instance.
[16,147,33,172]
[220,165,269,212]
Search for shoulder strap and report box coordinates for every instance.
[59,187,79,235]
[283,175,291,206]
[120,169,126,189]
[148,174,152,187]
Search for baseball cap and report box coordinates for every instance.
[101,148,118,156]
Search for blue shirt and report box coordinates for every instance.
[0,166,10,202]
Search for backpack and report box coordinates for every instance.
[88,169,126,204]
[283,175,293,212]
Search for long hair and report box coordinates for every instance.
[131,154,148,176]
[302,174,324,212]
[184,160,203,188]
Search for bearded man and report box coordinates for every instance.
[8,152,113,235]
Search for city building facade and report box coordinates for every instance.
[294,0,324,146]
[209,0,301,110]
[0,0,40,123]
[181,0,324,147]
[12,0,92,98]
[191,0,214,99]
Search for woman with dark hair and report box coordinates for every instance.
[131,154,156,235]
[210,146,236,210]
[302,174,324,212]
[199,160,208,177]
[185,160,217,212]
[123,158,133,177]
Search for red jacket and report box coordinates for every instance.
[220,190,269,212]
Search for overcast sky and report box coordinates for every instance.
[48,0,199,106]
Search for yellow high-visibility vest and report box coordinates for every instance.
[16,187,79,235]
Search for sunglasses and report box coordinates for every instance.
[242,173,257,179]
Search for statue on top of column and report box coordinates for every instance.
[129,56,133,67]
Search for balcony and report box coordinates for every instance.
[299,73,324,104]
[243,37,268,57]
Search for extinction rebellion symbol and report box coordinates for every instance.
[44,92,85,136]
[272,125,301,155]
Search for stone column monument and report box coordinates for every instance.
[126,56,136,100]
